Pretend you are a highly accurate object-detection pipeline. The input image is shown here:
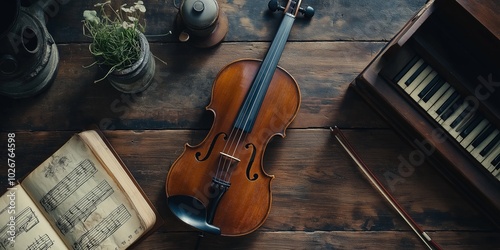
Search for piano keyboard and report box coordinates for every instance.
[393,56,500,180]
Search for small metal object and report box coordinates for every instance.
[268,0,315,18]
[0,0,59,98]
[175,0,228,48]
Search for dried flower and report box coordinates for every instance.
[94,1,111,7]
[83,10,100,24]
[82,0,148,82]
[134,4,146,13]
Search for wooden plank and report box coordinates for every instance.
[1,130,495,234]
[0,42,387,131]
[44,0,427,43]
[142,231,500,250]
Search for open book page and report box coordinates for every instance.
[77,130,156,230]
[0,186,67,250]
[21,134,146,249]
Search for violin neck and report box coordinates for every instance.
[234,13,296,132]
[261,14,296,77]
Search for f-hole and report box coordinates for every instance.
[245,143,258,181]
[196,132,226,161]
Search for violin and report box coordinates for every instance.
[165,0,314,236]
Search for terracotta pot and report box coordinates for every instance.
[107,32,155,94]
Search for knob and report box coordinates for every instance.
[267,0,314,19]
[301,6,314,19]
[192,1,205,13]
[268,0,284,12]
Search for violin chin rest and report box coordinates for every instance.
[167,195,221,235]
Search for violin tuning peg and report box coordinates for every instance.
[268,0,284,12]
[299,6,315,19]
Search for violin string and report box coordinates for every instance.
[219,128,242,181]
[216,13,294,183]
[239,14,292,139]
[214,125,239,181]
[224,14,292,179]
[236,15,291,141]
[223,53,276,180]
[225,129,245,180]
[216,115,247,181]
[224,15,293,181]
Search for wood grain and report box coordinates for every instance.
[2,0,499,249]
[0,42,387,131]
[1,129,498,249]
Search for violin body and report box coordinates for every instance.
[166,59,300,236]
[166,0,314,237]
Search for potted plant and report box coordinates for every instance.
[83,0,155,93]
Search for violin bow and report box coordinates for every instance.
[331,126,443,250]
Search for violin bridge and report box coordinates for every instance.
[219,152,241,162]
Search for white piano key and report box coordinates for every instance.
[410,70,438,101]
[419,82,450,111]
[480,133,500,157]
[494,170,500,181]
[468,121,495,149]
[436,97,463,126]
[459,119,489,147]
[443,102,470,138]
[436,92,461,123]
[482,145,500,172]
[491,153,500,178]
[428,88,455,120]
[393,56,500,181]
[453,107,476,135]
[397,59,425,89]
[405,66,433,94]
[470,129,499,162]
[394,56,420,82]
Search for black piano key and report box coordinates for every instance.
[492,154,500,168]
[440,97,463,120]
[436,91,459,115]
[460,114,484,138]
[471,124,494,147]
[479,133,500,157]
[493,155,500,173]
[450,100,472,128]
[422,78,445,103]
[394,56,420,82]
[405,62,428,86]
[418,75,440,99]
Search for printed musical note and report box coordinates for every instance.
[56,181,114,234]
[14,207,38,234]
[0,207,39,249]
[73,204,131,250]
[26,234,54,250]
[40,159,97,212]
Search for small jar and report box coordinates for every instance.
[176,0,228,48]
[180,0,220,38]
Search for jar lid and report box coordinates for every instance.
[180,0,219,30]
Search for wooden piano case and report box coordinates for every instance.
[351,0,500,224]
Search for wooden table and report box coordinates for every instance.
[1,0,499,249]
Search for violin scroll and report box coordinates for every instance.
[268,0,315,19]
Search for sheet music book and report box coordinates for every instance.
[0,130,160,249]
